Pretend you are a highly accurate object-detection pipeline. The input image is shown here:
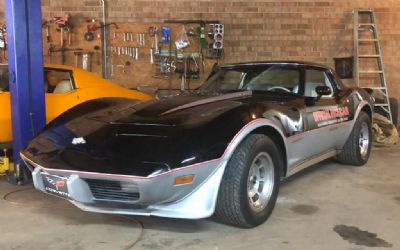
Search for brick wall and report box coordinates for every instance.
[1,0,400,100]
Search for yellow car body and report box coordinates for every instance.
[0,64,152,146]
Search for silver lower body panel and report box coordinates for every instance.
[27,157,227,219]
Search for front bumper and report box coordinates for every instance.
[21,154,226,219]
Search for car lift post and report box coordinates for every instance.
[5,0,46,184]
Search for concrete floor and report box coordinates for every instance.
[0,144,399,250]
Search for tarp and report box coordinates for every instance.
[372,113,399,145]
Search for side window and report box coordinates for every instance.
[45,69,74,94]
[304,69,333,97]
[207,70,245,91]
[220,70,245,91]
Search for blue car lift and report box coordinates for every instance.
[5,0,46,184]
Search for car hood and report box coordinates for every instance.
[22,91,260,176]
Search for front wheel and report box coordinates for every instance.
[337,111,372,166]
[215,134,282,228]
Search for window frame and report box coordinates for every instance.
[44,67,76,94]
[326,69,344,92]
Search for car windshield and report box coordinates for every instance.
[0,64,9,91]
[198,65,300,95]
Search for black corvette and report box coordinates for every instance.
[21,61,374,228]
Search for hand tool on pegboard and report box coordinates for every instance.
[149,26,159,64]
[94,45,101,65]
[85,19,119,42]
[82,51,94,71]
[42,20,51,43]
[149,26,159,54]
[150,48,154,64]
[0,24,7,62]
[197,25,208,50]
[54,14,73,47]
[161,26,171,45]
[74,51,82,68]
[116,64,126,74]
[196,24,207,73]
[85,19,97,42]
[189,54,200,80]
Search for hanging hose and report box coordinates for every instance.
[101,0,108,78]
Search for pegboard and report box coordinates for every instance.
[41,15,104,75]
[108,22,222,90]
[40,18,223,91]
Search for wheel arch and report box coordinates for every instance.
[221,119,289,178]
[196,119,288,217]
[351,99,373,123]
[214,121,286,226]
[360,103,373,120]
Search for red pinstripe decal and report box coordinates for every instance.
[287,119,353,140]
[27,116,353,180]
[27,118,274,180]
[160,91,252,116]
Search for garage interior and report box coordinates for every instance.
[0,0,399,249]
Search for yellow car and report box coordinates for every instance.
[0,64,152,148]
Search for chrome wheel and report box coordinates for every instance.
[247,152,274,213]
[359,122,370,159]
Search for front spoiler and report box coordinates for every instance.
[72,164,226,219]
[24,155,226,219]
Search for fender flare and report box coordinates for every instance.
[220,118,288,164]
[352,100,373,127]
[200,118,289,216]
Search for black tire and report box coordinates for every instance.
[215,134,282,228]
[337,111,372,166]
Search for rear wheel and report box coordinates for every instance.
[337,111,372,166]
[215,134,282,228]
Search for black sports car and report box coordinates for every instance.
[21,61,374,228]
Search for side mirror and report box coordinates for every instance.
[315,86,332,96]
[306,86,332,106]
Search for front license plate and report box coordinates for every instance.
[41,173,71,199]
